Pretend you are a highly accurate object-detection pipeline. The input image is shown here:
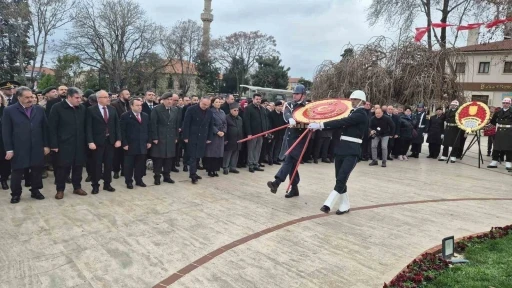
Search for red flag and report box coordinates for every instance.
[457,23,484,31]
[414,27,429,42]
[431,22,455,28]
[485,18,512,29]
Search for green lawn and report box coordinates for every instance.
[425,234,512,288]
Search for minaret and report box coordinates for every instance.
[201,0,213,59]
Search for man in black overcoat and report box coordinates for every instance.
[409,103,429,158]
[182,97,213,184]
[120,98,151,188]
[49,87,88,199]
[86,90,121,194]
[426,107,444,159]
[267,101,286,165]
[110,88,131,179]
[2,86,50,203]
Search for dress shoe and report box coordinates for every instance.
[369,160,378,166]
[175,162,180,167]
[66,177,72,184]
[208,171,215,177]
[136,182,147,187]
[196,175,202,179]
[126,183,133,189]
[183,166,188,172]
[191,175,198,184]
[304,160,312,164]
[387,157,394,161]
[214,172,219,177]
[313,159,318,164]
[85,176,91,182]
[198,165,204,170]
[154,177,161,185]
[249,167,254,173]
[426,155,432,159]
[31,191,45,200]
[113,172,119,179]
[73,189,88,196]
[55,191,64,199]
[274,161,281,165]
[285,186,299,198]
[103,185,115,192]
[10,196,20,204]
[336,209,350,215]
[229,169,239,174]
[120,171,124,177]
[259,164,265,168]
[42,171,48,179]
[267,180,280,194]
[320,205,330,213]
[163,178,175,184]
[254,167,264,172]
[322,159,331,163]
[223,168,229,175]
[171,167,179,173]
[1,181,8,190]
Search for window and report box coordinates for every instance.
[478,62,490,73]
[471,95,489,104]
[455,62,466,73]
[504,62,512,73]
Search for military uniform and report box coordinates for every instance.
[439,103,462,163]
[409,105,429,157]
[487,99,512,170]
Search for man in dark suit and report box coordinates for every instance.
[386,105,400,159]
[120,98,151,188]
[182,97,213,184]
[45,86,67,118]
[0,81,20,106]
[49,87,88,199]
[180,95,199,172]
[111,88,131,179]
[141,89,157,118]
[150,93,181,185]
[243,93,269,172]
[2,86,50,203]
[86,90,121,194]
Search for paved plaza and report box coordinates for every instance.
[0,141,511,288]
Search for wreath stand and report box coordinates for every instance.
[446,130,484,168]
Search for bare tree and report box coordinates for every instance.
[161,19,202,95]
[64,0,163,91]
[211,31,278,93]
[28,0,75,83]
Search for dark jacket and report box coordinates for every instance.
[220,102,231,116]
[6,96,18,106]
[86,105,121,145]
[397,114,414,140]
[268,110,287,138]
[243,103,269,136]
[205,108,227,158]
[490,108,512,151]
[120,111,150,155]
[182,104,214,158]
[111,99,130,119]
[45,97,63,119]
[142,101,156,120]
[48,100,87,166]
[369,115,395,137]
[412,111,429,144]
[225,113,243,151]
[442,109,462,148]
[150,104,181,158]
[2,103,48,170]
[426,114,444,145]
[387,113,400,136]
[323,107,369,157]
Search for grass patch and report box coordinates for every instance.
[424,234,512,288]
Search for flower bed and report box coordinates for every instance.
[384,224,512,288]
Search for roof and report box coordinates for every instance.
[163,59,197,75]
[288,77,300,83]
[26,66,55,75]
[457,40,512,52]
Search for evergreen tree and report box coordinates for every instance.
[251,56,290,89]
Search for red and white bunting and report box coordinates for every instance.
[414,18,512,42]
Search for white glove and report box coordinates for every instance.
[441,134,444,139]
[423,133,427,136]
[308,122,324,130]
[288,118,296,127]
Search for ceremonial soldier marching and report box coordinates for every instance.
[487,97,512,170]
[266,84,308,198]
[409,103,428,158]
[438,100,462,163]
[308,90,369,215]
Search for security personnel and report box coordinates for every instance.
[438,100,462,163]
[488,97,512,170]
[409,103,428,158]
[266,84,308,198]
[0,81,20,106]
[308,90,369,215]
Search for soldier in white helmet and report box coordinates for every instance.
[308,90,369,215]
[487,97,512,170]
[438,100,462,163]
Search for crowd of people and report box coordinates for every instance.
[1,79,511,205]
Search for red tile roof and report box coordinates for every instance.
[457,40,512,52]
[288,77,300,83]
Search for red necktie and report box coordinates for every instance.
[103,106,109,135]
[136,113,141,123]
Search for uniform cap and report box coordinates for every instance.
[502,98,511,104]
[0,80,20,90]
[274,100,283,106]
[293,84,307,94]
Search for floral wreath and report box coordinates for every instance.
[455,101,491,133]
[293,99,353,123]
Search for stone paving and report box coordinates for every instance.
[0,139,511,288]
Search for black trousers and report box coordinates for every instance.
[442,145,460,158]
[204,157,222,172]
[387,138,395,158]
[0,151,12,181]
[175,140,182,166]
[361,136,370,159]
[492,150,512,161]
[428,143,441,158]
[85,149,94,177]
[91,141,115,188]
[487,136,494,154]
[314,137,330,160]
[411,142,422,154]
[396,139,411,156]
[112,147,124,173]
[275,154,300,186]
[271,136,283,162]
[11,166,43,197]
[124,154,146,184]
[55,165,83,192]
[153,157,173,178]
[334,155,358,194]
[188,153,199,177]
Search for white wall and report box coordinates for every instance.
[455,52,512,83]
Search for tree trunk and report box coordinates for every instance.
[37,34,49,84]
[426,0,432,50]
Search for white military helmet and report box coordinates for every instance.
[349,90,366,101]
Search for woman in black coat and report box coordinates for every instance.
[396,107,414,161]
[426,108,445,159]
[0,94,11,190]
